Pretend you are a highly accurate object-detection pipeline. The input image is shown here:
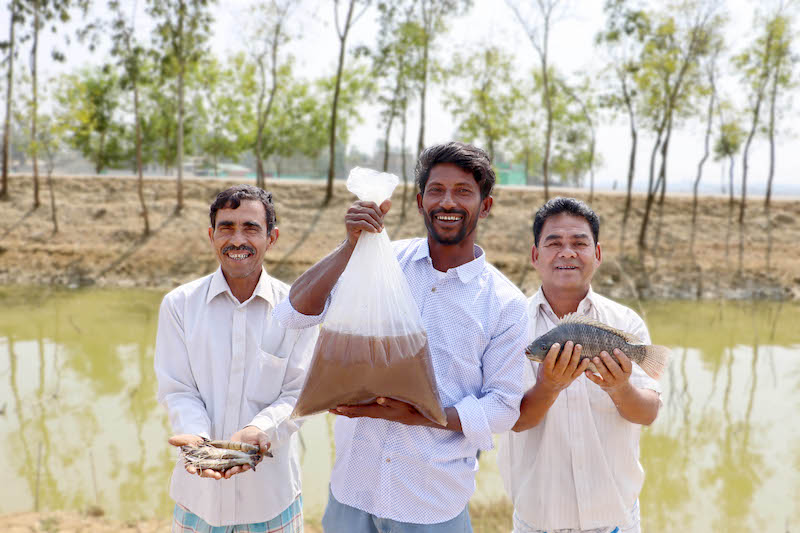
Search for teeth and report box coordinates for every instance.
[436,215,461,221]
[229,253,249,259]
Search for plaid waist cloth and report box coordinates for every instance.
[173,495,303,533]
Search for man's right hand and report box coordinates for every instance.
[536,341,589,393]
[345,200,391,248]
[167,434,224,480]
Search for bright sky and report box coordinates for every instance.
[2,0,797,194]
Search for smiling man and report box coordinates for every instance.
[274,142,528,532]
[498,197,662,533]
[154,185,318,532]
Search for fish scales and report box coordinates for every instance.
[525,313,671,381]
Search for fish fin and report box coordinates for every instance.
[558,313,644,344]
[639,344,671,380]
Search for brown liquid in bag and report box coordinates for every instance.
[292,328,447,426]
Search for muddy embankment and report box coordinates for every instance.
[1,175,799,300]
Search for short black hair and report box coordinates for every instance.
[415,141,495,199]
[532,197,600,247]
[209,185,276,232]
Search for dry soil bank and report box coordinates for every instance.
[1,174,798,300]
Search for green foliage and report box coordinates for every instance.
[56,66,128,174]
[318,64,376,146]
[443,46,519,160]
[509,69,596,187]
[713,119,745,161]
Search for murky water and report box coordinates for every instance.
[1,287,799,530]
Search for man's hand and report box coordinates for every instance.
[584,348,633,393]
[331,397,439,427]
[222,426,271,479]
[537,341,590,393]
[168,434,224,480]
[344,200,391,248]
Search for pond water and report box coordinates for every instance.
[1,287,799,531]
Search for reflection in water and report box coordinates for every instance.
[1,289,800,530]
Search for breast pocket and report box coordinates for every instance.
[246,349,290,407]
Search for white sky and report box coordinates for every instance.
[2,0,797,194]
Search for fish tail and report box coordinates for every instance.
[640,345,671,380]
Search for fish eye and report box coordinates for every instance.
[540,343,548,351]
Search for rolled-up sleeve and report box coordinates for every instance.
[455,298,528,451]
[154,293,212,438]
[273,293,331,330]
[249,325,319,448]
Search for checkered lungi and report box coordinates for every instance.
[172,495,303,533]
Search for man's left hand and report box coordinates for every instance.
[222,426,271,479]
[584,348,633,393]
[331,397,437,427]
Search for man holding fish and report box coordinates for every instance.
[154,185,318,532]
[498,197,668,533]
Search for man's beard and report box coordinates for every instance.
[423,209,478,245]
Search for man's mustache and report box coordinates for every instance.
[222,245,256,255]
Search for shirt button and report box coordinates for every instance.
[431,287,436,293]
[386,458,391,463]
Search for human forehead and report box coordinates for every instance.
[426,163,477,188]
[540,213,594,241]
[215,200,266,224]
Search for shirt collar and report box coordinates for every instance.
[411,238,486,283]
[206,267,276,307]
[531,285,596,318]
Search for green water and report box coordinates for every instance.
[1,287,799,531]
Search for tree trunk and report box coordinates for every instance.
[1,0,16,200]
[134,80,149,236]
[175,1,185,213]
[541,58,552,201]
[46,166,57,234]
[382,109,395,173]
[637,118,665,250]
[619,77,637,252]
[326,0,356,205]
[764,56,781,272]
[416,36,429,158]
[690,75,715,258]
[401,101,409,221]
[31,2,40,209]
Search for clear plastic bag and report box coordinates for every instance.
[291,167,446,425]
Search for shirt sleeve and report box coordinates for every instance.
[625,311,661,394]
[273,292,332,330]
[154,293,212,438]
[454,296,528,451]
[248,324,319,449]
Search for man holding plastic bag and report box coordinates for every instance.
[274,142,528,532]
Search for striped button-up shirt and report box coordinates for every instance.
[155,268,318,527]
[274,237,528,524]
[498,287,660,532]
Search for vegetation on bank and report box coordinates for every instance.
[1,175,798,301]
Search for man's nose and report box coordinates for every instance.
[557,246,577,258]
[441,189,457,208]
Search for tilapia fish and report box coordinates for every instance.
[180,439,267,473]
[525,313,670,380]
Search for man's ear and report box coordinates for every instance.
[531,244,539,267]
[267,227,279,249]
[417,192,423,213]
[479,195,493,218]
[208,226,214,245]
[595,241,602,266]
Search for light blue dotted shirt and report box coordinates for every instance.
[274,237,528,524]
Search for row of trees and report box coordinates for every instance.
[0,0,797,262]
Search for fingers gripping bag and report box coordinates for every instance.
[291,167,447,426]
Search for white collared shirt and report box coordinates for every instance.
[154,268,318,527]
[274,237,528,524]
[498,287,661,531]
